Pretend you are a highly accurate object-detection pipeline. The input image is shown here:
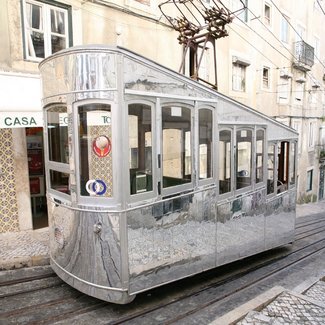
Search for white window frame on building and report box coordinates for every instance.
[306,168,313,192]
[232,56,250,92]
[280,14,289,44]
[314,36,320,59]
[22,0,71,61]
[232,0,248,23]
[294,78,305,104]
[264,2,272,26]
[291,119,302,155]
[308,120,316,150]
[262,66,271,89]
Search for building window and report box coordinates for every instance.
[129,103,153,195]
[232,0,248,22]
[291,120,302,155]
[308,121,316,149]
[262,67,270,88]
[314,36,320,59]
[134,0,150,4]
[264,3,271,25]
[23,0,70,60]
[277,80,290,104]
[280,15,289,43]
[295,82,304,103]
[232,63,246,91]
[307,169,313,191]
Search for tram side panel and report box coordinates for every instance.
[48,201,132,303]
[216,188,266,266]
[127,188,217,294]
[265,190,296,249]
[127,187,268,294]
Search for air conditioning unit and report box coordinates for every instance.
[280,69,292,79]
[296,77,306,83]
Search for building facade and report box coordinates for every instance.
[0,0,325,234]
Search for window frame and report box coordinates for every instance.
[264,2,272,26]
[308,120,316,151]
[218,126,234,198]
[266,142,276,197]
[232,62,247,92]
[44,103,71,202]
[256,128,266,187]
[74,99,118,206]
[22,0,72,61]
[235,127,254,193]
[306,169,313,192]
[160,101,194,198]
[127,99,157,203]
[280,14,289,44]
[262,66,271,90]
[197,105,215,187]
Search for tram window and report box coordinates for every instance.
[162,106,192,188]
[267,144,275,195]
[256,129,265,184]
[219,130,232,194]
[47,105,69,164]
[277,141,289,193]
[199,109,213,179]
[236,129,252,190]
[50,170,70,195]
[289,142,296,186]
[128,103,153,195]
[78,104,113,197]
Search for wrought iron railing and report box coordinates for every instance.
[294,41,314,67]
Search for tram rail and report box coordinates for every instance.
[1,215,325,325]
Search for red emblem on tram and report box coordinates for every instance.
[92,135,111,157]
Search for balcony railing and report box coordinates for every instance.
[293,41,314,71]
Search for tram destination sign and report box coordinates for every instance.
[0,112,43,128]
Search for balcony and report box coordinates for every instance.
[293,41,314,71]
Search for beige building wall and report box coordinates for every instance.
[1,0,325,233]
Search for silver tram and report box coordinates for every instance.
[39,45,298,304]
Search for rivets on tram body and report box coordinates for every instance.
[93,222,102,234]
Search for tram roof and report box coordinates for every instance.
[39,45,298,140]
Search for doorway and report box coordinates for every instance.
[26,127,48,229]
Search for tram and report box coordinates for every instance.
[39,45,297,304]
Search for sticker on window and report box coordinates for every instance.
[92,135,111,157]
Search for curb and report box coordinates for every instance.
[0,255,50,271]
[210,286,285,325]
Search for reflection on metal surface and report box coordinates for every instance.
[40,46,297,304]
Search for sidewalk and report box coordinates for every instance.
[0,227,49,270]
[1,201,325,270]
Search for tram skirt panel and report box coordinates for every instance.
[48,201,133,304]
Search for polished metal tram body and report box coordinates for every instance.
[39,45,298,304]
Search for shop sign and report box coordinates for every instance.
[0,112,43,128]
